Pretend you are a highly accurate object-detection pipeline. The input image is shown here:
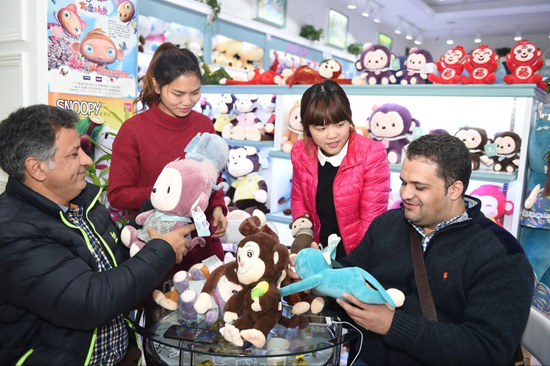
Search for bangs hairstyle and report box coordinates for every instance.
[300,80,354,139]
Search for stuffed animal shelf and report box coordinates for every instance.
[520,118,550,285]
[225,146,269,214]
[454,127,490,170]
[503,39,547,91]
[120,133,229,256]
[470,185,514,227]
[367,103,420,164]
[395,48,434,85]
[427,46,466,84]
[280,236,405,311]
[200,216,308,348]
[222,94,267,141]
[221,68,283,85]
[280,103,302,154]
[481,131,522,173]
[352,43,397,85]
[460,44,500,84]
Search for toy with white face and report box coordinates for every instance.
[151,167,183,213]
[319,59,342,79]
[287,106,302,131]
[444,48,465,65]
[471,47,495,66]
[236,241,265,285]
[495,135,518,155]
[363,49,390,71]
[369,111,405,139]
[455,129,483,149]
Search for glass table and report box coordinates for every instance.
[135,309,358,366]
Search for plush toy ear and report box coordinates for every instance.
[504,201,514,214]
[239,216,262,236]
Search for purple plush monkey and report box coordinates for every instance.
[353,44,397,85]
[367,103,420,164]
[396,48,434,85]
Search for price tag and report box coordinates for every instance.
[390,58,401,71]
[484,143,497,157]
[412,126,423,139]
[191,207,210,237]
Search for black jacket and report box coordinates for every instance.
[0,178,175,365]
[341,197,534,365]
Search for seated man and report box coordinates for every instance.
[337,133,534,365]
[0,105,191,365]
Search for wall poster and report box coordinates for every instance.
[47,0,138,99]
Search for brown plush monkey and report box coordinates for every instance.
[221,216,308,348]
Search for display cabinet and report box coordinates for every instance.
[202,84,546,241]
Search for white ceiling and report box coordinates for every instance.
[346,0,550,43]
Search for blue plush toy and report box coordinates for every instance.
[280,236,404,310]
[520,117,550,285]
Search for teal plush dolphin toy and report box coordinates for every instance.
[280,236,404,310]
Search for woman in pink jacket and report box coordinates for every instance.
[291,80,390,260]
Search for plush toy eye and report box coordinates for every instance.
[232,289,238,294]
[166,186,171,194]
[392,123,395,127]
[125,3,132,10]
[62,10,71,19]
[246,250,253,258]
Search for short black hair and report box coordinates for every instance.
[406,133,472,195]
[0,104,78,181]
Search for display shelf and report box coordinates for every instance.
[223,138,274,148]
[389,164,518,183]
[266,211,293,225]
[202,84,546,98]
[268,150,291,160]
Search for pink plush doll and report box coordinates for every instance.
[222,95,266,141]
[460,44,500,84]
[504,39,547,90]
[121,133,229,256]
[428,46,466,84]
[470,185,514,227]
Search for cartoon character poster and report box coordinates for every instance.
[47,0,138,99]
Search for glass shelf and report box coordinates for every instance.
[266,211,293,225]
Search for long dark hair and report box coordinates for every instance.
[135,42,202,110]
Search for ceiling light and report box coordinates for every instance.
[446,32,454,45]
[405,24,414,40]
[373,7,382,23]
[394,19,403,35]
[414,32,423,45]
[514,28,522,41]
[348,0,357,10]
[361,1,371,17]
[474,29,482,44]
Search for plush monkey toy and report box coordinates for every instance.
[367,103,420,164]
[504,39,547,90]
[460,44,500,84]
[428,46,466,84]
[220,216,308,348]
[454,127,489,170]
[352,43,397,85]
[289,214,314,254]
[395,48,434,85]
[482,131,522,173]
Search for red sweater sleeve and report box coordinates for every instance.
[108,120,152,211]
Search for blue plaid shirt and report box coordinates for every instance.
[67,205,128,366]
[409,197,476,252]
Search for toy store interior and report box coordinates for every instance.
[1,0,550,365]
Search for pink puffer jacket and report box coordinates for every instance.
[291,130,390,255]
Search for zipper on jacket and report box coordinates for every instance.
[123,318,143,366]
[15,349,33,365]
[84,328,98,366]
[84,189,118,267]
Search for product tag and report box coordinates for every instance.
[485,143,497,157]
[259,149,269,169]
[412,126,423,139]
[390,58,401,71]
[421,63,437,74]
[191,207,210,237]
[202,255,224,273]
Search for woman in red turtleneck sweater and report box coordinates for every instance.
[108,43,227,272]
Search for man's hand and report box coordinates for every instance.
[211,206,227,239]
[336,293,395,335]
[148,224,194,264]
